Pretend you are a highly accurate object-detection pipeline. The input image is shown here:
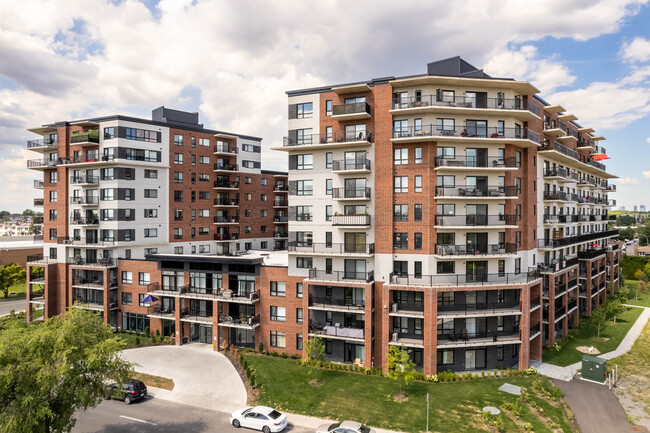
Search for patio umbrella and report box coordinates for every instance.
[140,295,159,303]
[591,153,609,161]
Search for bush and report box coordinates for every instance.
[135,337,141,346]
[280,352,288,359]
[258,342,264,353]
[145,326,150,337]
[270,351,278,357]
[155,329,160,337]
[249,373,256,387]
[291,354,299,359]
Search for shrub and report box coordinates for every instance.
[291,354,299,359]
[280,352,288,359]
[258,342,264,353]
[249,373,256,387]
[270,351,278,357]
[135,337,141,346]
[155,329,160,337]
[145,326,150,337]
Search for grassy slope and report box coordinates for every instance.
[624,280,650,308]
[0,281,27,300]
[543,305,643,366]
[245,354,574,433]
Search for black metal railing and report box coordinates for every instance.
[309,269,374,283]
[70,196,99,205]
[69,257,116,267]
[26,138,57,149]
[213,163,238,171]
[537,256,579,273]
[391,95,535,113]
[434,214,516,227]
[392,125,539,143]
[214,198,240,206]
[70,175,99,185]
[332,187,371,199]
[437,300,520,314]
[214,233,239,241]
[273,200,289,207]
[391,301,424,313]
[332,159,371,171]
[33,198,44,206]
[332,102,370,116]
[435,243,517,256]
[309,296,365,310]
[435,185,517,197]
[214,216,239,223]
[434,156,518,168]
[214,180,239,188]
[273,216,289,223]
[537,230,618,249]
[283,131,372,146]
[332,215,371,226]
[578,248,607,260]
[288,242,374,254]
[218,314,260,327]
[437,328,520,342]
[273,184,289,192]
[214,145,238,154]
[390,270,540,287]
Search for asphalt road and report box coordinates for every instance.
[72,395,312,433]
[0,298,26,317]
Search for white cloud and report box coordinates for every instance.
[643,171,650,178]
[622,36,650,62]
[647,137,650,144]
[616,177,640,184]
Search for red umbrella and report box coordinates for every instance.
[592,154,609,161]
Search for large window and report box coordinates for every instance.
[297,154,313,170]
[296,257,312,268]
[270,306,286,322]
[121,271,132,284]
[122,312,149,333]
[394,205,408,222]
[296,206,312,221]
[297,103,313,119]
[138,272,150,285]
[296,180,313,196]
[270,331,286,348]
[393,233,408,250]
[394,176,408,193]
[121,292,132,306]
[436,118,455,131]
[270,281,286,297]
[125,127,159,143]
[437,349,454,365]
[394,148,408,165]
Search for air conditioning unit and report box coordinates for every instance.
[392,332,398,342]
[391,303,398,313]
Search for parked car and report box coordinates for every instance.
[316,420,375,433]
[105,379,147,404]
[230,406,288,433]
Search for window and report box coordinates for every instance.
[199,138,210,147]
[414,175,422,192]
[174,191,183,202]
[48,228,57,241]
[270,331,286,348]
[144,228,158,238]
[394,205,408,222]
[49,190,57,202]
[121,271,132,284]
[199,156,210,164]
[437,261,455,274]
[199,227,210,235]
[297,102,313,119]
[515,231,521,248]
[515,150,522,167]
[326,205,332,221]
[138,294,151,307]
[261,194,268,202]
[393,233,408,250]
[296,283,303,298]
[296,232,312,247]
[270,306,286,322]
[49,247,57,260]
[121,292,132,306]
[437,349,454,365]
[436,147,455,159]
[49,171,58,183]
[414,204,422,221]
[296,128,313,145]
[325,152,333,169]
[104,127,115,139]
[414,261,422,278]
[325,100,332,116]
[394,176,408,193]
[174,134,183,146]
[173,153,183,164]
[261,178,267,186]
[49,209,57,221]
[198,173,209,182]
[270,281,286,296]
[497,345,504,361]
[414,233,422,250]
[198,191,210,199]
[144,209,157,218]
[297,154,313,170]
[174,246,183,254]
[296,180,313,196]
[394,148,408,165]
[144,248,158,255]
[437,203,455,216]
[191,155,196,166]
[144,189,158,198]
[515,258,521,274]
[144,169,158,179]
[296,257,312,268]
[296,308,303,324]
[326,179,333,196]
[436,118,455,131]
[174,172,183,183]
[296,334,303,350]
[244,226,252,234]
[138,272,150,285]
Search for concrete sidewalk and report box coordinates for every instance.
[533,305,650,382]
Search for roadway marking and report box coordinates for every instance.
[119,415,157,425]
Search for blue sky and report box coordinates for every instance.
[0,0,648,212]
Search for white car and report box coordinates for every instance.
[230,406,288,433]
[316,420,375,433]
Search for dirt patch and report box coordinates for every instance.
[309,378,323,387]
[132,372,175,391]
[614,375,650,430]
[392,392,408,402]
[576,346,601,355]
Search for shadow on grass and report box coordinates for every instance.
[92,420,209,433]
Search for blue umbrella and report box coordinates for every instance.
[140,295,159,303]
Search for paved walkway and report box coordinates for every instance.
[0,298,26,317]
[532,305,650,382]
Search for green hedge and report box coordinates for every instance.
[621,255,649,280]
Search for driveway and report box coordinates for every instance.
[0,298,26,317]
[122,344,247,414]
[554,379,649,433]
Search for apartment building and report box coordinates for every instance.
[25,107,288,339]
[277,57,620,375]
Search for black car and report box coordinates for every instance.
[105,379,147,404]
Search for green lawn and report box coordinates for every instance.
[0,281,27,301]
[624,280,650,308]
[543,304,643,366]
[115,332,171,349]
[244,354,575,433]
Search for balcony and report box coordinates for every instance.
[543,214,579,224]
[543,167,578,182]
[435,243,517,257]
[27,254,49,265]
[310,322,365,341]
[288,242,374,255]
[332,159,371,173]
[213,180,239,189]
[391,94,539,120]
[33,180,44,189]
[391,125,540,148]
[332,102,371,120]
[309,296,365,312]
[214,145,238,155]
[70,196,99,206]
[33,198,44,206]
[29,272,45,283]
[72,299,105,311]
[213,163,238,172]
[389,270,540,287]
[273,216,289,223]
[434,156,518,169]
[543,191,577,202]
[332,214,371,227]
[537,256,579,274]
[435,185,517,198]
[72,277,116,289]
[308,269,374,283]
[214,198,239,207]
[70,175,99,185]
[332,187,371,200]
[180,309,214,325]
[218,314,260,329]
[214,233,239,241]
[26,138,57,152]
[69,257,117,268]
[578,248,607,260]
[71,217,99,226]
[273,232,288,239]
[147,305,176,320]
[281,131,372,149]
[70,130,99,145]
[437,300,520,318]
[27,158,59,170]
[180,287,260,304]
[437,329,521,348]
[273,184,289,192]
[214,216,239,224]
[273,200,289,207]
[434,214,517,228]
[537,230,618,249]
[539,142,608,174]
[388,301,424,318]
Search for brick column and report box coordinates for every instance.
[519,285,530,370]
[379,283,390,374]
[363,283,373,369]
[548,276,556,346]
[175,297,182,346]
[424,288,437,376]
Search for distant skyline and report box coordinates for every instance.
[1,0,649,212]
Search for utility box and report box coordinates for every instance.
[582,355,607,383]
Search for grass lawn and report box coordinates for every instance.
[0,281,27,301]
[114,332,171,349]
[543,304,643,366]
[624,280,650,308]
[244,354,575,433]
[132,372,174,391]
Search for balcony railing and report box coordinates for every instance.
[389,270,540,287]
[435,243,517,256]
[57,236,115,246]
[283,131,372,147]
[392,95,535,113]
[310,323,364,339]
[70,196,99,205]
[332,187,371,199]
[434,156,518,168]
[309,296,365,310]
[540,141,608,172]
[218,314,260,327]
[578,248,607,260]
[332,159,371,171]
[33,180,44,189]
[273,184,289,192]
[33,198,44,206]
[437,328,520,342]
[27,158,59,169]
[543,214,579,223]
[70,130,99,144]
[214,145,238,154]
[70,218,99,225]
[213,163,238,171]
[437,300,520,314]
[69,257,117,267]
[214,216,239,223]
[288,242,374,254]
[537,230,618,248]
[435,214,516,227]
[392,125,539,143]
[70,176,99,185]
[435,185,517,197]
[537,256,579,273]
[309,269,374,283]
[332,215,371,226]
[273,216,289,223]
[214,198,240,206]
[214,180,239,189]
[26,138,57,149]
[332,102,370,116]
[214,233,239,241]
[273,200,289,207]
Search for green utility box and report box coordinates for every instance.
[582,355,607,383]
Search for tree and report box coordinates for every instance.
[639,280,647,296]
[608,299,626,324]
[617,227,636,240]
[617,215,636,227]
[0,211,9,223]
[22,209,35,217]
[0,264,26,299]
[0,307,132,433]
[617,285,630,303]
[639,271,649,284]
[387,345,417,397]
[28,220,42,236]
[591,307,607,338]
[304,336,325,383]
